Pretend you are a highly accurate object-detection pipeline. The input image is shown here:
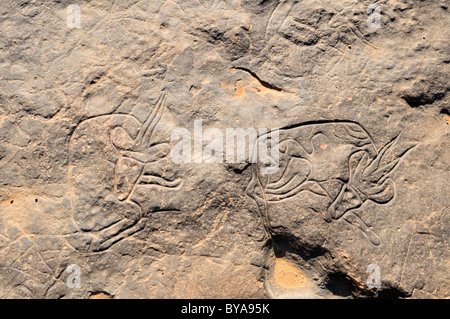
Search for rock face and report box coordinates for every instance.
[0,0,448,299]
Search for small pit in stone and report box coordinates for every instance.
[440,109,450,125]
[273,258,306,288]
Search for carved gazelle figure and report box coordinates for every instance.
[246,121,413,246]
[68,90,180,252]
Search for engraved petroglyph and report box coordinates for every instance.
[246,121,415,246]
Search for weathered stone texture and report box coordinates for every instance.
[0,0,448,298]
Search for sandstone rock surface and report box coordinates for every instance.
[0,0,448,298]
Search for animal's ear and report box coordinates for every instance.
[327,185,363,220]
[110,127,135,150]
[245,166,264,200]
